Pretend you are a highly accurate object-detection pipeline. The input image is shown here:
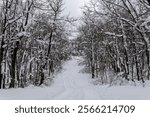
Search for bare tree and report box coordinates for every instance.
[76,0,150,84]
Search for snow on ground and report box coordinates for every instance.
[0,57,150,100]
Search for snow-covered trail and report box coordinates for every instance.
[0,57,102,100]
[0,57,150,100]
[49,57,102,100]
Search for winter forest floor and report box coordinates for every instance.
[0,57,150,100]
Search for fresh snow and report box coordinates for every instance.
[0,57,150,100]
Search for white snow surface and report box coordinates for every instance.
[0,57,150,100]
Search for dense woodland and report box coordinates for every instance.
[76,0,150,84]
[0,0,150,89]
[0,0,72,89]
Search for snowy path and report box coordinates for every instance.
[0,57,150,100]
[48,57,102,100]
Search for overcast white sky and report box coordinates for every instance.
[63,0,90,40]
[64,0,89,17]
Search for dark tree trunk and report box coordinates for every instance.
[0,74,2,89]
[135,57,140,81]
[39,68,45,86]
[0,37,5,89]
[92,65,95,78]
[47,31,53,57]
[145,49,150,80]
[9,41,19,88]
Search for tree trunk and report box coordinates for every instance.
[39,67,44,86]
[9,41,19,88]
[120,19,129,79]
[0,37,5,89]
[135,56,140,81]
[145,48,150,80]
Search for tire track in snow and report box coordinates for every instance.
[50,57,101,100]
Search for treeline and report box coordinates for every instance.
[76,0,150,84]
[0,0,71,89]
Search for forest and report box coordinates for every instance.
[76,0,150,84]
[0,0,150,89]
[0,0,73,89]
